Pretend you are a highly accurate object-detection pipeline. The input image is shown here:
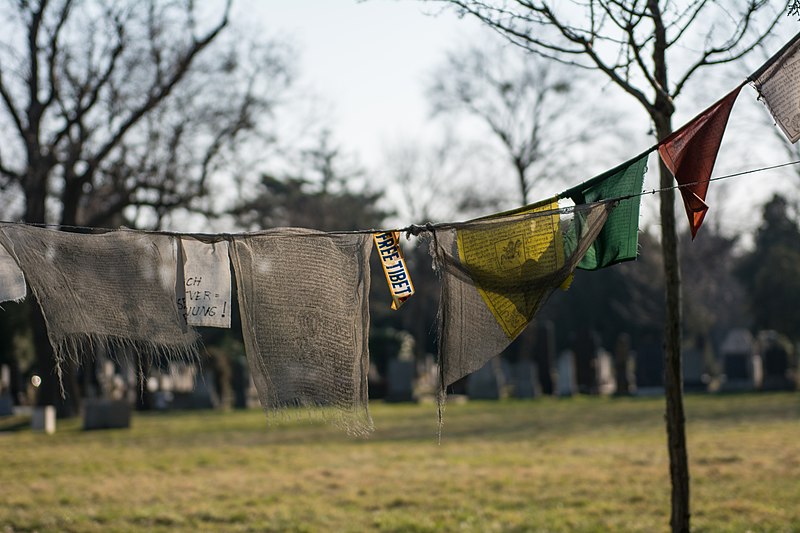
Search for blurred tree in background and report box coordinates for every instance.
[737,194,800,343]
[0,0,293,414]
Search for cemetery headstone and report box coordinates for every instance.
[683,335,709,392]
[614,333,635,395]
[171,367,217,409]
[83,398,131,430]
[232,355,249,409]
[32,405,56,434]
[636,335,664,395]
[534,321,556,395]
[720,328,760,391]
[467,358,506,400]
[385,358,415,402]
[596,349,616,395]
[0,364,11,415]
[556,350,577,397]
[758,331,795,391]
[511,359,540,398]
[573,328,599,394]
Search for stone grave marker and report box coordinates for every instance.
[720,329,761,391]
[83,398,131,430]
[635,336,664,395]
[386,358,415,402]
[614,333,635,395]
[511,359,540,398]
[573,329,599,394]
[683,335,709,392]
[467,358,506,400]
[0,364,12,416]
[32,405,56,434]
[758,331,795,391]
[596,349,616,395]
[534,321,556,395]
[556,350,576,397]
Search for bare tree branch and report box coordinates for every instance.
[83,2,231,179]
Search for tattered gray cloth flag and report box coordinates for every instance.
[230,229,373,436]
[751,32,800,143]
[426,200,614,395]
[0,225,199,384]
[178,238,232,328]
[0,242,26,304]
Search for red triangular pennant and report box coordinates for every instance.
[658,84,743,238]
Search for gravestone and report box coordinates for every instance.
[231,356,249,409]
[31,405,56,434]
[171,367,217,409]
[533,321,556,395]
[683,335,709,392]
[614,333,635,395]
[511,359,540,398]
[596,349,616,396]
[83,399,131,430]
[720,329,760,391]
[636,336,664,394]
[0,394,12,416]
[556,350,577,397]
[573,329,599,394]
[0,364,11,415]
[467,358,506,400]
[385,358,415,402]
[758,331,795,391]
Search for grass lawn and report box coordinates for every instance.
[0,393,798,532]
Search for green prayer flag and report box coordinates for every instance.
[563,152,649,270]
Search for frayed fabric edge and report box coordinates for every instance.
[256,398,375,438]
[50,333,201,398]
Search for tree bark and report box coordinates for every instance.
[655,115,690,533]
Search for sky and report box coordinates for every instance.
[245,0,483,169]
[234,1,799,238]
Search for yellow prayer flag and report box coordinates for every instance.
[456,199,565,338]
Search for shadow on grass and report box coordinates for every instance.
[110,391,798,448]
[0,415,30,432]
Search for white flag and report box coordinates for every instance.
[0,242,25,304]
[178,238,232,328]
[752,33,800,143]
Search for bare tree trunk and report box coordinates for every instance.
[655,116,690,533]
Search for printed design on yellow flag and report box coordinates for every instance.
[373,231,414,310]
[456,199,564,339]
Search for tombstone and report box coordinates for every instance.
[171,367,217,409]
[0,364,11,415]
[31,405,56,434]
[231,356,249,409]
[533,321,556,395]
[556,350,577,397]
[614,333,635,395]
[573,328,599,394]
[720,329,761,391]
[758,331,795,391]
[596,349,616,396]
[635,336,664,395]
[511,359,540,398]
[83,399,131,430]
[385,358,415,402]
[0,394,12,416]
[467,358,506,400]
[683,335,709,392]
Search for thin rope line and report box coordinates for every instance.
[1,159,798,237]
[617,159,800,202]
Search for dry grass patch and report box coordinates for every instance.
[0,393,797,532]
